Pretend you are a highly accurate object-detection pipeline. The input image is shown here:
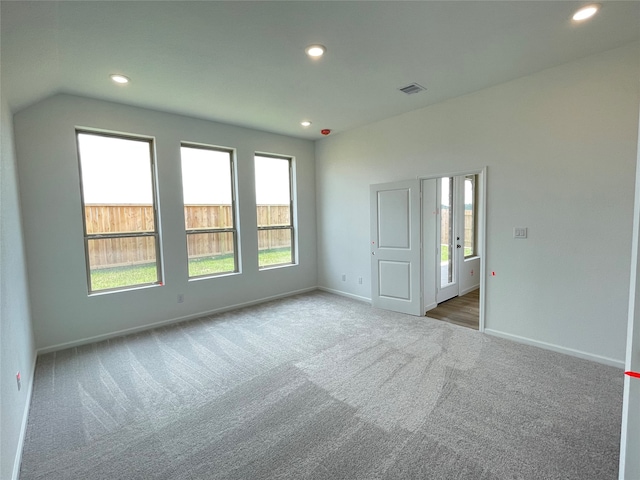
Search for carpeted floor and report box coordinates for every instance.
[20,291,623,479]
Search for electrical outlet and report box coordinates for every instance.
[358,276,363,284]
[177,293,184,303]
[341,274,346,282]
[16,372,21,391]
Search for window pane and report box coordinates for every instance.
[258,228,292,268]
[181,146,233,229]
[440,177,454,286]
[78,133,155,233]
[464,176,475,257]
[187,232,236,277]
[87,236,158,291]
[255,156,290,227]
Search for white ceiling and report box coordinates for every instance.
[2,1,639,139]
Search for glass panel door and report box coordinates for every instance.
[437,176,462,304]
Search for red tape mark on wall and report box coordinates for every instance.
[625,371,640,379]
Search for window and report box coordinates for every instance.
[464,174,477,258]
[76,131,162,293]
[180,144,238,278]
[254,154,295,268]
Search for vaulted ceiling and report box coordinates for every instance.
[2,1,639,139]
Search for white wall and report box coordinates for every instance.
[1,98,36,478]
[316,42,640,365]
[13,94,317,351]
[460,257,480,296]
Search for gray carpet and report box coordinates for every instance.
[20,291,623,479]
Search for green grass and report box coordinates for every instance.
[440,245,474,262]
[90,263,158,291]
[188,252,236,277]
[258,247,292,268]
[91,247,293,291]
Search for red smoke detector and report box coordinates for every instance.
[321,129,331,136]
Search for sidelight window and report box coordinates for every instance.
[464,174,477,258]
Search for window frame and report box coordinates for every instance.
[254,153,296,269]
[180,142,239,279]
[76,129,163,294]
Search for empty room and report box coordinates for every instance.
[2,1,640,479]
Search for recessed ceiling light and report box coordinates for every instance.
[110,74,130,84]
[305,45,326,58]
[300,121,312,127]
[573,4,600,21]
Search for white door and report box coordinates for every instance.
[620,322,640,478]
[436,176,464,303]
[370,180,422,316]
[620,138,640,477]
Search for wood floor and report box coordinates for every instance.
[426,289,479,330]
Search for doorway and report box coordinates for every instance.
[370,169,485,331]
[422,170,485,331]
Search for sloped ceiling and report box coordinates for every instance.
[2,1,639,139]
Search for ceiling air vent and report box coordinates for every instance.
[398,83,426,95]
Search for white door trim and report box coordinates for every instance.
[418,167,487,332]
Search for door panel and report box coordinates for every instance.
[377,189,410,248]
[379,261,411,299]
[370,180,421,316]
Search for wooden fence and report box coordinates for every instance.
[87,235,158,270]
[85,204,291,269]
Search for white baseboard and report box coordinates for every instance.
[12,351,37,480]
[37,287,318,354]
[459,285,480,296]
[484,329,625,369]
[317,286,371,304]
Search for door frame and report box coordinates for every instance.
[420,167,487,332]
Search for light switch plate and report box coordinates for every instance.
[514,227,528,239]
